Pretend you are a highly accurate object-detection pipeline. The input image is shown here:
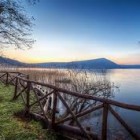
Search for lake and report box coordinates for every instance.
[81,69,140,139]
[109,69,140,138]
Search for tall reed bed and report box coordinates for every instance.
[0,66,116,115]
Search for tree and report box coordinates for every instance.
[54,69,115,123]
[22,69,116,125]
[0,0,35,49]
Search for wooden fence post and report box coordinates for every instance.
[13,77,18,100]
[6,72,9,85]
[25,81,31,115]
[51,91,58,129]
[101,103,108,140]
[27,75,29,80]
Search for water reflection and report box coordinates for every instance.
[81,69,140,139]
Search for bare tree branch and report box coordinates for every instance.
[0,0,35,49]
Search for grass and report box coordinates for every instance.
[0,83,66,140]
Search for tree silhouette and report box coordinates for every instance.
[0,0,35,49]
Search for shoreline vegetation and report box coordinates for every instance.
[0,69,139,139]
[0,68,115,119]
[0,68,116,139]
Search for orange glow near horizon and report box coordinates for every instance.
[2,0,140,65]
[3,45,140,65]
[3,51,140,65]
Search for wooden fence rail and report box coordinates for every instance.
[0,71,140,140]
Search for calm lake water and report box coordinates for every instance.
[84,69,140,139]
[108,69,140,105]
[109,69,140,138]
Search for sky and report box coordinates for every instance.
[3,0,140,64]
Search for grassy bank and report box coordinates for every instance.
[0,83,64,140]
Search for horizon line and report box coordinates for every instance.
[2,56,140,65]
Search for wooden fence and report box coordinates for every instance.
[0,71,140,140]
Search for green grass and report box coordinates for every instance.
[0,83,65,140]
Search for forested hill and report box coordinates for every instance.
[34,58,120,69]
[0,56,140,69]
[0,56,26,67]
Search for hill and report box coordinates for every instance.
[1,56,140,69]
[35,58,120,69]
[0,56,26,67]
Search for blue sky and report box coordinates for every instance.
[4,0,140,64]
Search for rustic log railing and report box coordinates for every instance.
[0,71,140,140]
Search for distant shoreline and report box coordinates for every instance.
[1,56,140,69]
